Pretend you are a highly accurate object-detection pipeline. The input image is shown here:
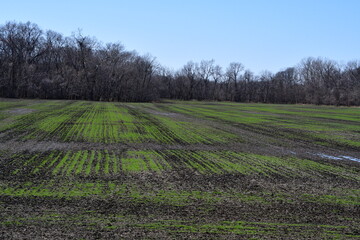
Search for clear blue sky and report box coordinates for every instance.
[1,0,359,74]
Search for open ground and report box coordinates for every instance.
[0,98,359,239]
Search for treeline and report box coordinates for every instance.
[1,21,359,105]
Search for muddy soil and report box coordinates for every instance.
[6,108,37,115]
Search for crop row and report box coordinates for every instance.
[7,150,167,176]
[125,106,237,144]
[4,101,82,140]
[4,150,359,180]
[1,101,236,144]
[159,102,360,149]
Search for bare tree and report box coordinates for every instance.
[198,59,215,99]
[181,61,198,100]
[0,21,359,105]
[211,64,223,100]
[225,62,244,101]
[0,21,45,97]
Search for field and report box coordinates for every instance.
[0,98,359,239]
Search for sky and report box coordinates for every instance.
[1,0,359,74]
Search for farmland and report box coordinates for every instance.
[0,99,360,239]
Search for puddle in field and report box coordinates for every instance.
[340,155,360,163]
[318,154,343,160]
[317,153,360,163]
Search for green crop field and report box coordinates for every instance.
[0,98,359,239]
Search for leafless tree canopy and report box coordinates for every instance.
[1,21,359,105]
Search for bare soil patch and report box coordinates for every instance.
[6,108,37,115]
